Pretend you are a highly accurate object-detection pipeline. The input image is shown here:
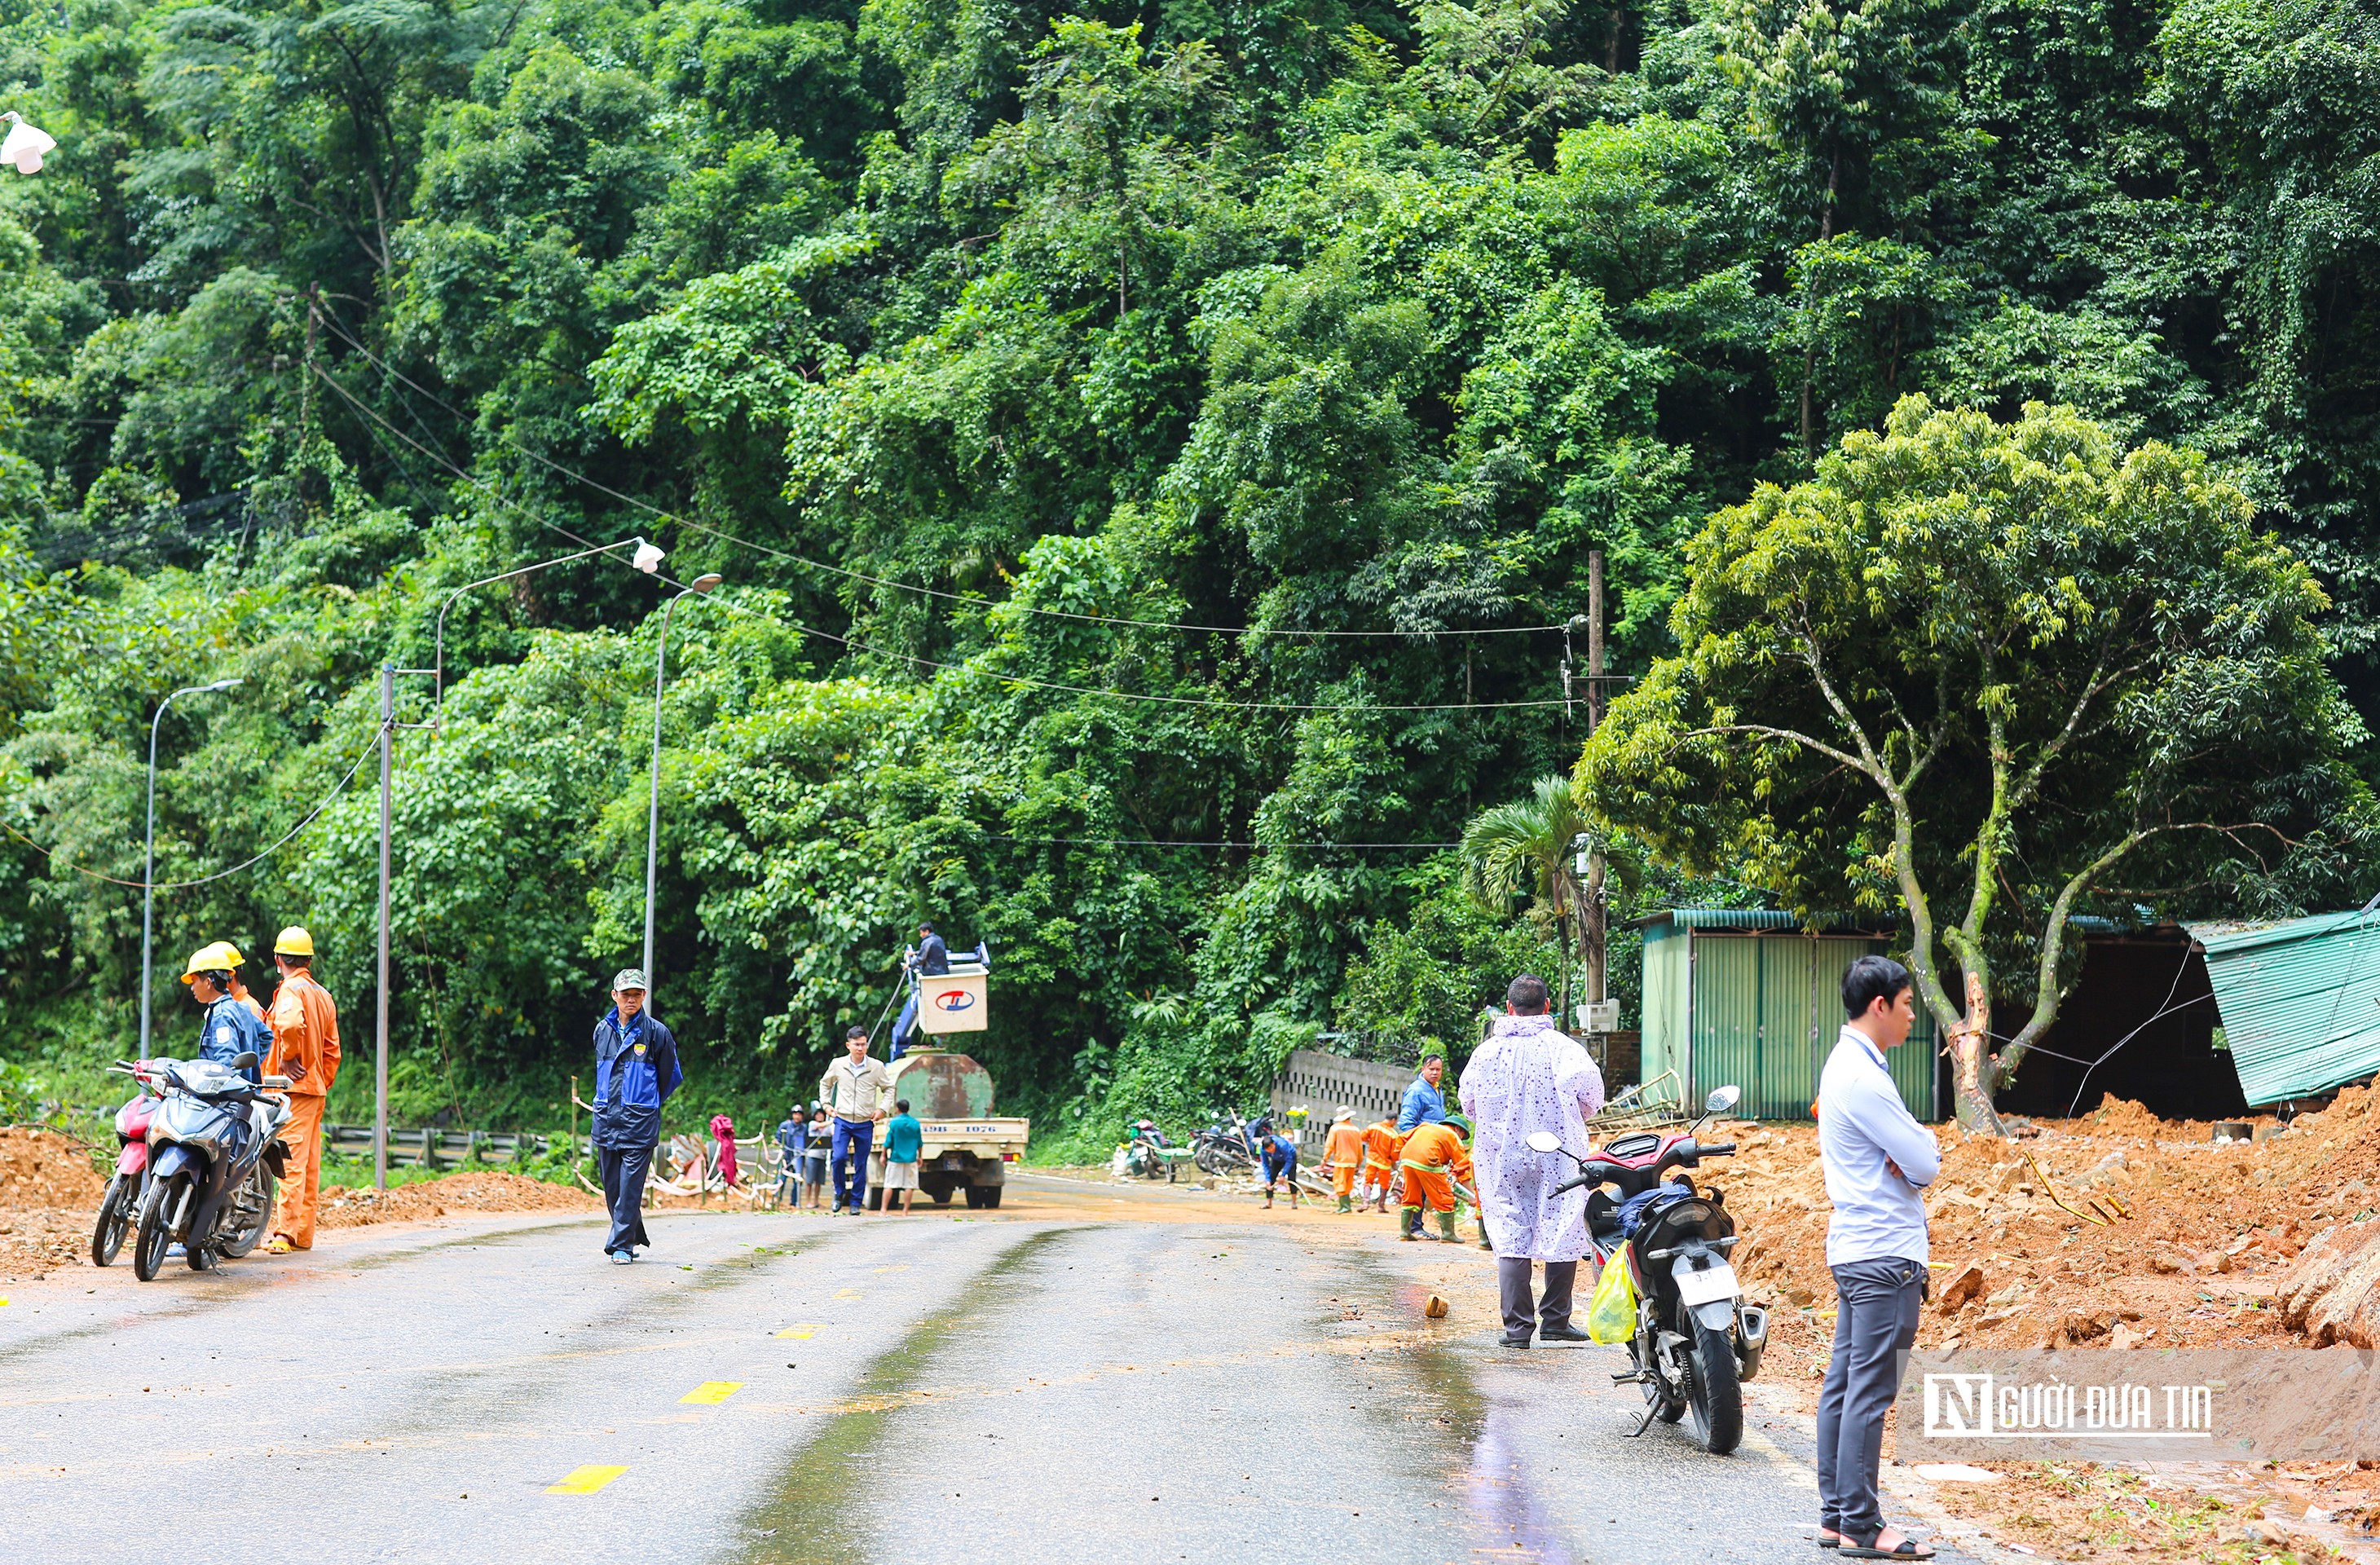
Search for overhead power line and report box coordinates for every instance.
[311,364,1570,714]
[1,724,384,890]
[306,310,1567,641]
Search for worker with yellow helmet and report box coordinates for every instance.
[262,926,341,1254]
[180,941,271,1085]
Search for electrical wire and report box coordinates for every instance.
[976,835,1458,849]
[311,364,1571,713]
[306,309,1571,641]
[0,723,385,890]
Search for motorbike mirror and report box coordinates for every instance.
[231,1051,259,1069]
[1703,1084,1742,1118]
[1524,1130,1563,1154]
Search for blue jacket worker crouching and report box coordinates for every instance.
[592,968,682,1263]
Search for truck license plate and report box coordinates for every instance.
[1673,1260,1739,1307]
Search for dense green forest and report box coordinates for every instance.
[0,0,2374,1148]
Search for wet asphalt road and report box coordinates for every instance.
[0,1182,1978,1564]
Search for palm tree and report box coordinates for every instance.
[1459,775,1589,1021]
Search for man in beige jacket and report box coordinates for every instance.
[818,1026,893,1214]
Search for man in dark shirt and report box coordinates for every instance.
[592,968,681,1262]
[888,921,952,1058]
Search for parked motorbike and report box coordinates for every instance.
[112,1053,293,1282]
[1122,1121,1181,1182]
[1529,1083,1769,1456]
[1191,1109,1254,1175]
[90,1062,164,1266]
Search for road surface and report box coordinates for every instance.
[0,1175,1975,1563]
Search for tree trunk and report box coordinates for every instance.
[1798,148,1842,453]
[1949,968,2005,1135]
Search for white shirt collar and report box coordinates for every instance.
[1838,1023,1890,1072]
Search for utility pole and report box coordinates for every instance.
[1580,550,1611,1045]
[376,665,393,1192]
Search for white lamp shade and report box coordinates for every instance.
[631,540,665,573]
[2,118,55,175]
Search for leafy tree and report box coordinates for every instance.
[1457,775,1589,1018]
[1581,397,2366,1131]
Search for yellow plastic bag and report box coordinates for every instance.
[1586,1254,1637,1344]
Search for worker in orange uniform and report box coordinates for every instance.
[1320,1107,1365,1213]
[1398,1114,1478,1244]
[1360,1117,1401,1213]
[262,926,341,1254]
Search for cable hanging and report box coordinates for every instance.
[1,723,384,890]
[306,309,1571,642]
[311,365,1571,714]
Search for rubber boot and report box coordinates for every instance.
[1436,1210,1458,1244]
[1399,1206,1423,1241]
[1337,1195,1352,1214]
[1477,1219,1493,1251]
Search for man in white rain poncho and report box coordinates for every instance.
[1459,972,1606,1348]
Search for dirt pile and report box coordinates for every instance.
[0,1126,106,1209]
[318,1171,600,1227]
[1716,1091,2371,1378]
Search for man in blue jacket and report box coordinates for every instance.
[1397,1052,1448,1133]
[592,969,681,1263]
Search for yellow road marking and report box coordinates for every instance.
[776,1325,822,1339]
[835,1288,862,1299]
[546,1465,628,1495]
[872,1263,910,1274]
[681,1381,743,1404]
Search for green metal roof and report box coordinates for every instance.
[2189,911,2380,1104]
[1637,907,2130,935]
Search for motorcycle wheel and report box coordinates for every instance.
[1686,1314,1743,1455]
[1631,1334,1687,1423]
[131,1175,178,1283]
[218,1166,275,1259]
[90,1175,135,1267]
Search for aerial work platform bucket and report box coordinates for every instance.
[916,960,989,1034]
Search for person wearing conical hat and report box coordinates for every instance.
[1321,1107,1364,1213]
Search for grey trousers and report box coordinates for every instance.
[1497,1257,1578,1338]
[1816,1258,1924,1540]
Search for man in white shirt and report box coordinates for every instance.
[1816,955,1941,1560]
[818,1025,894,1215]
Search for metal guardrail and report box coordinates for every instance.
[324,1124,553,1169]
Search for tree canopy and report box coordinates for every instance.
[2,0,2378,1142]
[1581,397,2369,1129]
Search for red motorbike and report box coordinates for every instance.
[90,1061,162,1267]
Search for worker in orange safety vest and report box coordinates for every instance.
[1360,1118,1401,1212]
[262,926,341,1254]
[1398,1114,1479,1244]
[1320,1107,1366,1213]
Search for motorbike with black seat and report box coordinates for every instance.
[1527,1084,1770,1455]
[113,1051,293,1282]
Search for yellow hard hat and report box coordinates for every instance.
[273,926,315,957]
[180,941,237,984]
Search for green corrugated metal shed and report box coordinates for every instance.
[2190,911,2380,1104]
[1638,910,1940,1122]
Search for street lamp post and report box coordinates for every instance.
[643,574,723,999]
[359,537,667,1188]
[139,677,242,1056]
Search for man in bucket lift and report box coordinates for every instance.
[888,921,988,1057]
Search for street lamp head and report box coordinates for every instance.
[632,539,665,574]
[1,112,55,175]
[204,677,243,693]
[689,573,724,593]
